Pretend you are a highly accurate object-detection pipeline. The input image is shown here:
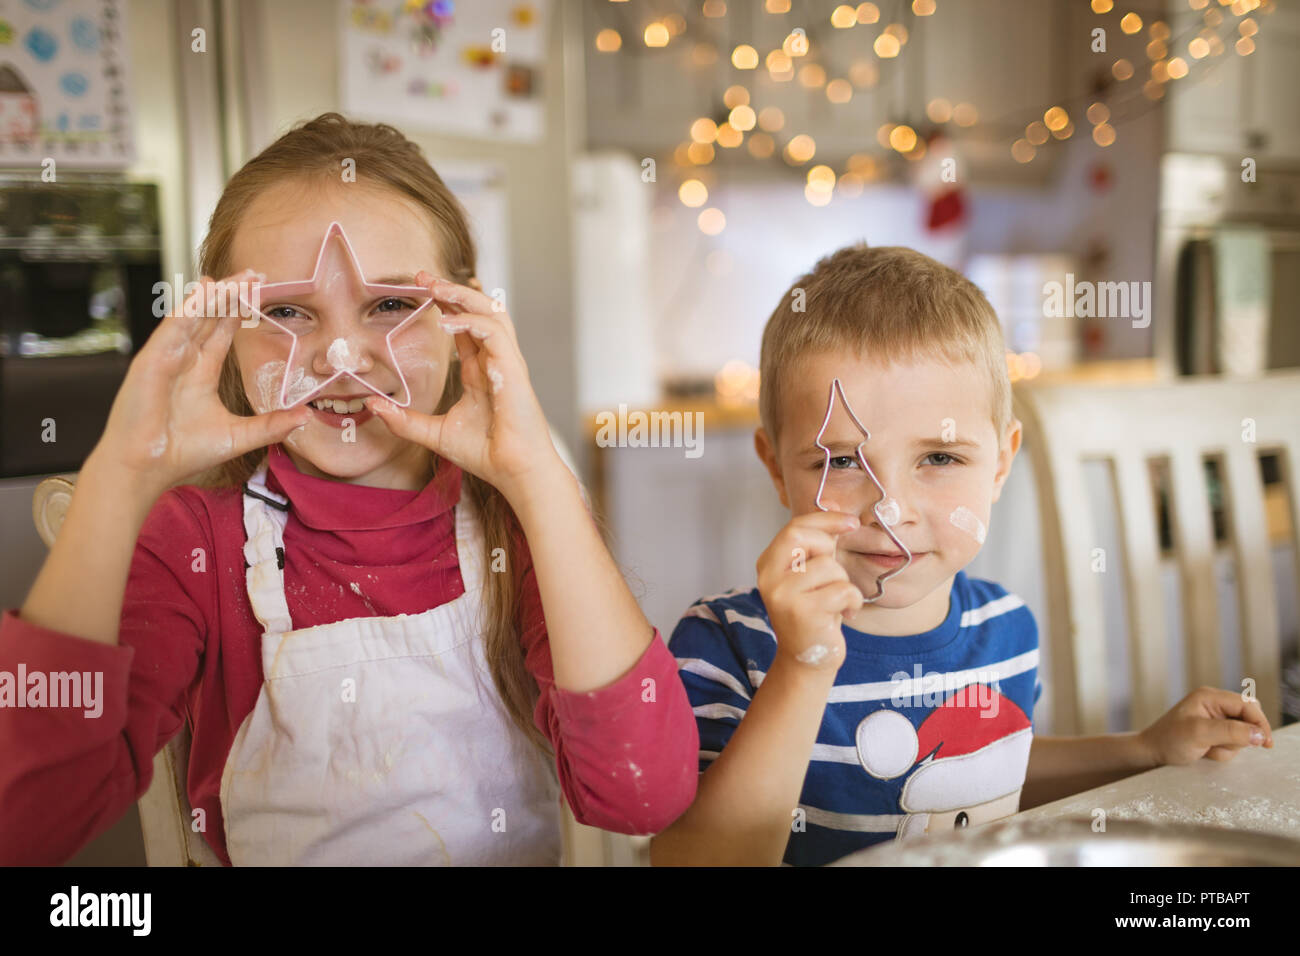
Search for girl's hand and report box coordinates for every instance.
[1137,686,1274,766]
[92,271,312,497]
[368,272,563,501]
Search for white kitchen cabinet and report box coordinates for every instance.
[1166,3,1300,162]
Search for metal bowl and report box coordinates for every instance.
[829,816,1300,866]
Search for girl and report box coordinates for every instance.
[0,113,698,866]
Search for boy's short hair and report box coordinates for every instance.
[758,244,1012,445]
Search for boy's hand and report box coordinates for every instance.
[757,511,863,672]
[1138,686,1274,766]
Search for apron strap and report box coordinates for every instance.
[242,462,294,635]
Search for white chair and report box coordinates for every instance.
[1013,370,1300,737]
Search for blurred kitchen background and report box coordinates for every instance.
[0,0,1297,861]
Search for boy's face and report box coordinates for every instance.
[755,349,1021,634]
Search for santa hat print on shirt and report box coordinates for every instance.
[856,686,1033,841]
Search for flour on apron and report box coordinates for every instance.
[220,463,562,865]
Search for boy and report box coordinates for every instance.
[651,245,1274,867]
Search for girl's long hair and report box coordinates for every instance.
[197,112,548,753]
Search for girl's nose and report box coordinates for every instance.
[311,334,375,377]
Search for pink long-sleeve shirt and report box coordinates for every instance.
[0,445,697,865]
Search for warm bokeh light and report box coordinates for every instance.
[837,172,865,197]
[678,179,708,207]
[664,13,686,35]
[1120,12,1142,33]
[798,63,827,87]
[724,85,750,108]
[807,164,837,187]
[927,98,953,123]
[690,117,718,144]
[1093,122,1116,146]
[904,140,927,161]
[1011,139,1036,163]
[687,141,715,164]
[784,134,817,163]
[1044,106,1069,131]
[1091,0,1113,11]
[1236,36,1256,55]
[1112,58,1135,80]
[826,79,853,103]
[804,183,833,206]
[729,104,757,131]
[732,44,759,68]
[1167,56,1189,78]
[766,0,791,12]
[1189,37,1210,58]
[847,153,878,177]
[758,106,786,131]
[889,124,918,152]
[876,123,896,148]
[1149,20,1170,41]
[856,2,881,24]
[702,0,726,17]
[953,102,979,126]
[1151,60,1169,82]
[831,5,858,28]
[747,132,776,158]
[1146,40,1167,60]
[883,23,909,43]
[1051,121,1074,140]
[783,31,810,56]
[697,208,726,235]
[672,143,691,167]
[913,0,936,15]
[1025,121,1049,145]
[644,23,669,48]
[595,29,622,53]
[766,49,793,76]
[715,122,743,148]
[691,43,718,66]
[1086,102,1110,124]
[874,33,901,57]
[849,60,879,87]
[1240,17,1258,36]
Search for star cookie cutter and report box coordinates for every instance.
[237,220,441,409]
[813,377,912,602]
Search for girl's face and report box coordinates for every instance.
[229,180,455,488]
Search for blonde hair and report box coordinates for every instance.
[759,244,1011,444]
[196,112,549,754]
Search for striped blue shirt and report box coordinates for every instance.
[668,570,1041,866]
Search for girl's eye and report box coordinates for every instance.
[265,306,309,323]
[925,452,961,467]
[374,297,417,314]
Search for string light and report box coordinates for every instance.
[856,3,880,24]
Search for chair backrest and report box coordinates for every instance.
[1014,370,1300,736]
[33,473,221,866]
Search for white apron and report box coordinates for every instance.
[220,463,563,865]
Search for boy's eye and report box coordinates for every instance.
[827,455,859,470]
[925,452,960,466]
